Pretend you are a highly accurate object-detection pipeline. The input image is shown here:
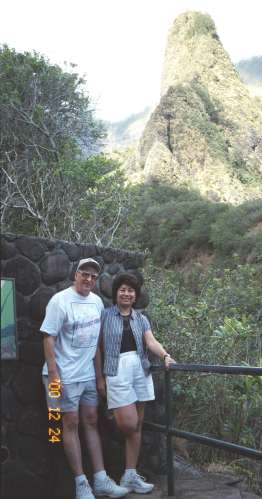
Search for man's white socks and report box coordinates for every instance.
[75,474,87,485]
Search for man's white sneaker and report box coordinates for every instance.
[120,473,154,494]
[93,476,129,498]
[76,479,95,499]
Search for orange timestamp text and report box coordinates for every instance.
[48,379,62,444]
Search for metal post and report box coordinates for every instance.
[165,369,174,496]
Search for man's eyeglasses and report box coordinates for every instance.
[77,270,98,280]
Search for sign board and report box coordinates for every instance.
[1,278,18,360]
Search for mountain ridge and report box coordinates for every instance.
[106,57,262,152]
[122,11,262,204]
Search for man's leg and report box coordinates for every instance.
[79,404,104,472]
[62,410,96,499]
[80,404,128,497]
[62,411,84,476]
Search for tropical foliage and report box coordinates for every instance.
[146,260,262,492]
[0,46,125,244]
[1,46,261,491]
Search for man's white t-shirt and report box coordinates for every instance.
[41,287,104,383]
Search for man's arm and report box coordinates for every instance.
[43,333,60,386]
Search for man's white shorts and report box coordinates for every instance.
[106,351,155,409]
[42,376,98,412]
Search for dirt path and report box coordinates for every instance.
[129,466,262,499]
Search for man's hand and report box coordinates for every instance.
[96,376,106,398]
[48,371,61,395]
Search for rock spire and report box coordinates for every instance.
[127,11,262,203]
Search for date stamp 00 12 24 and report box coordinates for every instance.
[48,379,62,443]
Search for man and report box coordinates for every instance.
[41,258,128,499]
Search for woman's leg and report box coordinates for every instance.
[114,402,145,469]
[126,402,145,468]
[115,402,154,493]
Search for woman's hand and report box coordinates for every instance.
[96,376,107,398]
[144,330,176,368]
[164,354,176,369]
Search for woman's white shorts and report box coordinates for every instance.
[106,351,155,409]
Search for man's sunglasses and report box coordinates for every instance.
[77,270,98,280]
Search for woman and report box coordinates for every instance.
[95,273,175,494]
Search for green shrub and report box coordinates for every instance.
[145,260,262,492]
[211,199,262,259]
[120,184,262,264]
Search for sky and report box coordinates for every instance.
[1,0,262,122]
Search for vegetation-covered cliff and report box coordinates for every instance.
[105,107,152,151]
[105,56,262,151]
[126,12,262,204]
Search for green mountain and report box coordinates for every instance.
[105,57,262,150]
[105,107,153,150]
[236,56,262,99]
[125,12,262,204]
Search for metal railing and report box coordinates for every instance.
[144,363,262,496]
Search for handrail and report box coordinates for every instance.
[151,363,262,376]
[144,363,262,496]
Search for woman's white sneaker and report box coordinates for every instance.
[93,476,129,498]
[120,473,154,494]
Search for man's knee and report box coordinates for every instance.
[80,406,98,427]
[62,412,79,430]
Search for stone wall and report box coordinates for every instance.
[1,233,158,499]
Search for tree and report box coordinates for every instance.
[0,45,105,160]
[0,46,118,240]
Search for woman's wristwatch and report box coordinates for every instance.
[163,353,170,360]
